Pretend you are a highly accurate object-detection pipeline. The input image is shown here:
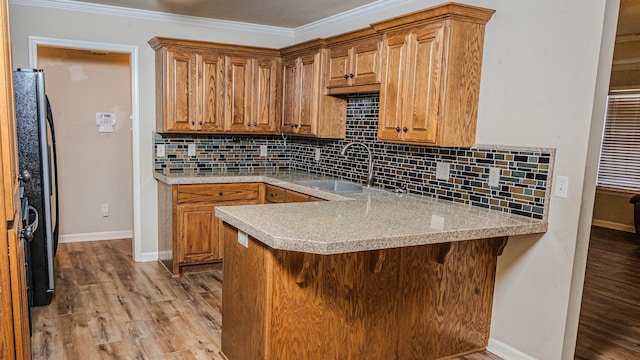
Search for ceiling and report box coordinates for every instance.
[66,0,380,28]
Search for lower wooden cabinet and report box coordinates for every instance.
[158,182,262,276]
[158,182,323,276]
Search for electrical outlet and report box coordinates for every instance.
[436,162,450,181]
[156,144,165,157]
[188,144,196,157]
[101,204,109,217]
[314,148,321,161]
[238,230,248,248]
[554,175,569,198]
[260,145,268,157]
[489,167,501,187]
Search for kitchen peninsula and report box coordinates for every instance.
[155,172,547,359]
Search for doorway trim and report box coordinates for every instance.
[28,36,145,261]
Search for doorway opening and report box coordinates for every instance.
[28,37,142,261]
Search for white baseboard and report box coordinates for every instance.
[591,219,635,233]
[136,251,158,263]
[59,230,133,243]
[487,338,537,360]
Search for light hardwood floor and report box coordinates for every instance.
[31,239,500,360]
[575,226,640,360]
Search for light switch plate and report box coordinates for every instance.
[554,175,569,198]
[260,145,268,157]
[489,167,501,187]
[436,162,450,181]
[314,148,321,161]
[188,144,196,157]
[238,230,248,248]
[156,144,165,157]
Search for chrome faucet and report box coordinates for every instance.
[340,141,374,187]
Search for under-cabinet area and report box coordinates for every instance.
[149,3,494,147]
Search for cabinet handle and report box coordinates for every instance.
[349,73,354,78]
[343,74,349,79]
[395,127,401,132]
[218,192,223,196]
[403,127,408,132]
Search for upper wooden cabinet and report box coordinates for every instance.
[227,56,281,134]
[149,37,281,134]
[372,3,495,147]
[280,42,347,138]
[325,28,382,95]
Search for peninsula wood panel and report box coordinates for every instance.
[221,223,507,360]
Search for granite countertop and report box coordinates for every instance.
[155,172,548,255]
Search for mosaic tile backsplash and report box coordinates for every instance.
[154,93,554,220]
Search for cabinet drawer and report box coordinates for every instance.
[265,185,286,203]
[177,183,260,203]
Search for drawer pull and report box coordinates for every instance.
[270,193,276,197]
[343,74,349,79]
[402,127,408,132]
[218,192,223,196]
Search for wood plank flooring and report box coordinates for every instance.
[31,238,500,359]
[575,226,640,359]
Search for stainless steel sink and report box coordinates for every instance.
[299,180,386,194]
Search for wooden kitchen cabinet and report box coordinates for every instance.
[281,42,347,138]
[158,182,262,276]
[226,56,280,133]
[326,28,382,95]
[1,0,31,356]
[149,37,281,134]
[150,40,226,133]
[372,4,495,147]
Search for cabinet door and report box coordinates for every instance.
[351,38,381,86]
[166,49,197,131]
[378,32,408,141]
[281,57,299,134]
[252,58,279,133]
[176,203,219,264]
[298,52,320,136]
[197,52,225,132]
[226,56,252,132]
[327,46,351,88]
[402,25,445,144]
[7,227,30,359]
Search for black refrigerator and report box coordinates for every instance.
[14,68,59,306]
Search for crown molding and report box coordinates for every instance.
[293,0,411,41]
[9,0,295,38]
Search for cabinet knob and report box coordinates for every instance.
[191,121,195,126]
[402,127,408,132]
[395,127,401,132]
[253,122,257,126]
[290,124,296,128]
[294,124,299,128]
[349,73,354,78]
[247,122,251,126]
[199,121,203,125]
[343,74,349,79]
[218,192,223,196]
[270,193,276,197]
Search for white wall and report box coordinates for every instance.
[8,1,618,359]
[38,47,133,239]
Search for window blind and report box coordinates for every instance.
[597,93,640,192]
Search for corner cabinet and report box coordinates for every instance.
[372,3,495,147]
[281,42,347,138]
[149,37,281,134]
